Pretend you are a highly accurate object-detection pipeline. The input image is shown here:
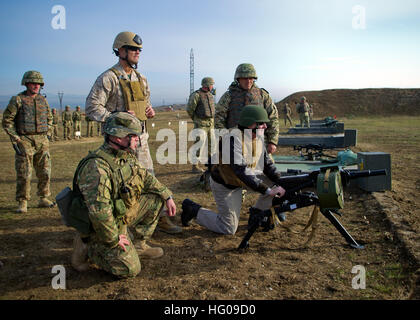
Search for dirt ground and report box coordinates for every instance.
[0,114,419,301]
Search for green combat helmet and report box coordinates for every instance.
[201,77,215,87]
[103,112,143,138]
[21,71,44,86]
[76,106,81,110]
[238,105,269,127]
[234,63,257,80]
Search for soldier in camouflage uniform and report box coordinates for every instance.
[2,71,56,213]
[51,108,60,141]
[283,103,293,126]
[296,96,310,128]
[72,105,82,139]
[71,112,177,277]
[187,77,216,173]
[215,63,280,154]
[85,31,181,234]
[62,105,73,140]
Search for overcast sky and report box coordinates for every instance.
[0,0,419,106]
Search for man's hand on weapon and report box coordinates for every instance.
[267,143,277,154]
[269,185,286,198]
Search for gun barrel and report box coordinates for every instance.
[344,169,387,179]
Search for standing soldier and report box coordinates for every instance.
[187,77,216,173]
[69,112,177,277]
[72,105,82,139]
[62,105,73,140]
[296,96,310,128]
[51,108,60,141]
[2,71,56,213]
[309,103,314,120]
[214,63,279,155]
[85,31,182,234]
[283,102,293,127]
[85,114,95,137]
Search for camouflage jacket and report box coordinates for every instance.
[62,111,72,122]
[76,143,172,247]
[72,111,82,122]
[187,89,215,120]
[85,62,152,123]
[2,91,53,142]
[215,82,279,146]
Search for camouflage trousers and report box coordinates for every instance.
[86,122,95,137]
[73,121,82,137]
[52,124,59,140]
[299,113,310,128]
[63,122,72,139]
[192,118,215,164]
[14,135,51,201]
[136,131,154,175]
[284,115,293,126]
[87,193,164,278]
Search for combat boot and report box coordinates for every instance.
[192,164,204,173]
[38,197,56,208]
[137,240,163,259]
[156,216,183,234]
[16,200,27,213]
[181,199,202,226]
[71,233,89,272]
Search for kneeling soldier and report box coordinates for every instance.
[70,112,176,278]
[181,105,286,235]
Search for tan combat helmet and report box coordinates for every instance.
[201,77,215,87]
[21,71,44,86]
[65,105,71,111]
[234,63,257,80]
[301,96,306,102]
[113,31,142,53]
[76,105,81,110]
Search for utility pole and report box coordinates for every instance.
[190,48,194,95]
[58,91,64,114]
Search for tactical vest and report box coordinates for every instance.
[214,135,258,188]
[73,112,82,121]
[110,68,147,121]
[70,147,145,234]
[15,93,49,135]
[53,113,59,125]
[227,85,264,128]
[195,89,215,119]
[63,111,72,122]
[297,102,309,114]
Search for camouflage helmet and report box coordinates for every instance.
[201,77,215,87]
[234,63,257,80]
[239,105,269,127]
[21,71,44,86]
[113,31,142,51]
[103,112,143,138]
[76,105,81,110]
[65,105,71,110]
[52,108,57,112]
[301,96,306,102]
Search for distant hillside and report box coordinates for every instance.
[276,88,420,117]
